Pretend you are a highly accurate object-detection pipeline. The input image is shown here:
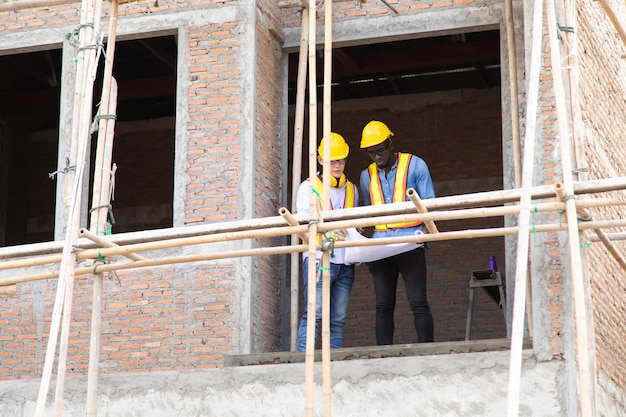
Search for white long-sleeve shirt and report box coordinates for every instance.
[295,176,359,265]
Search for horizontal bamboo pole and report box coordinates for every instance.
[279,207,310,243]
[278,0,354,7]
[79,228,145,261]
[0,285,17,295]
[407,189,439,233]
[3,176,626,260]
[1,197,623,273]
[0,0,134,12]
[4,217,626,287]
[555,183,626,271]
[589,232,626,242]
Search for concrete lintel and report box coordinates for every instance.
[282,1,504,52]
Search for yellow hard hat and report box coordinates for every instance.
[360,120,394,148]
[318,132,350,160]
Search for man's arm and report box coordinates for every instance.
[359,169,371,206]
[410,156,435,200]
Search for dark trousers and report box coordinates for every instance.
[367,246,434,345]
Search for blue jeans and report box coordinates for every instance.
[368,246,434,345]
[297,258,355,351]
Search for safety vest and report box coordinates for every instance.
[313,176,357,209]
[367,152,422,230]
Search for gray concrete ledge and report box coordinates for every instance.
[225,338,530,367]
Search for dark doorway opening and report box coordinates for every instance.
[286,29,507,346]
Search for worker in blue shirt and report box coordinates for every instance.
[359,120,435,345]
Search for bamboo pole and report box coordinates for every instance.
[595,0,626,50]
[304,1,318,415]
[289,4,309,351]
[280,208,310,243]
[504,0,522,187]
[53,0,104,414]
[507,0,543,415]
[80,228,144,261]
[0,285,17,295]
[321,0,333,415]
[0,0,133,12]
[547,2,596,414]
[86,2,120,414]
[407,188,438,233]
[0,0,77,12]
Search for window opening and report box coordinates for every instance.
[89,34,177,234]
[0,48,62,246]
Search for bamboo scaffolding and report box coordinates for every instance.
[1,194,624,279]
[3,176,626,261]
[86,1,120,414]
[53,0,104,414]
[31,0,104,415]
[289,4,309,351]
[555,184,626,271]
[507,0,543,415]
[4,215,626,288]
[320,0,333,415]
[547,1,596,413]
[304,1,319,415]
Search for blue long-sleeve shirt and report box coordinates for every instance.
[360,153,435,239]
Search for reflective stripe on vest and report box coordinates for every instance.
[368,152,422,230]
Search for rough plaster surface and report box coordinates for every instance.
[0,350,564,417]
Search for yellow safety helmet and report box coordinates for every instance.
[318,132,350,160]
[360,120,394,148]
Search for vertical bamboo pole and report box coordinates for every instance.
[290,6,309,351]
[34,0,99,417]
[321,0,333,415]
[304,1,318,416]
[53,0,104,415]
[546,1,596,415]
[504,0,522,188]
[506,0,543,415]
[86,3,119,414]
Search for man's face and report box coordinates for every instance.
[365,139,392,167]
[318,156,346,178]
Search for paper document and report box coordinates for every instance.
[344,228,421,264]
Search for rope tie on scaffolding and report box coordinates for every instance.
[49,157,76,179]
[92,250,121,285]
[89,204,116,232]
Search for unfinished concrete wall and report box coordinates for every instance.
[0,350,564,417]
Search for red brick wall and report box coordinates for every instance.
[576,0,626,392]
